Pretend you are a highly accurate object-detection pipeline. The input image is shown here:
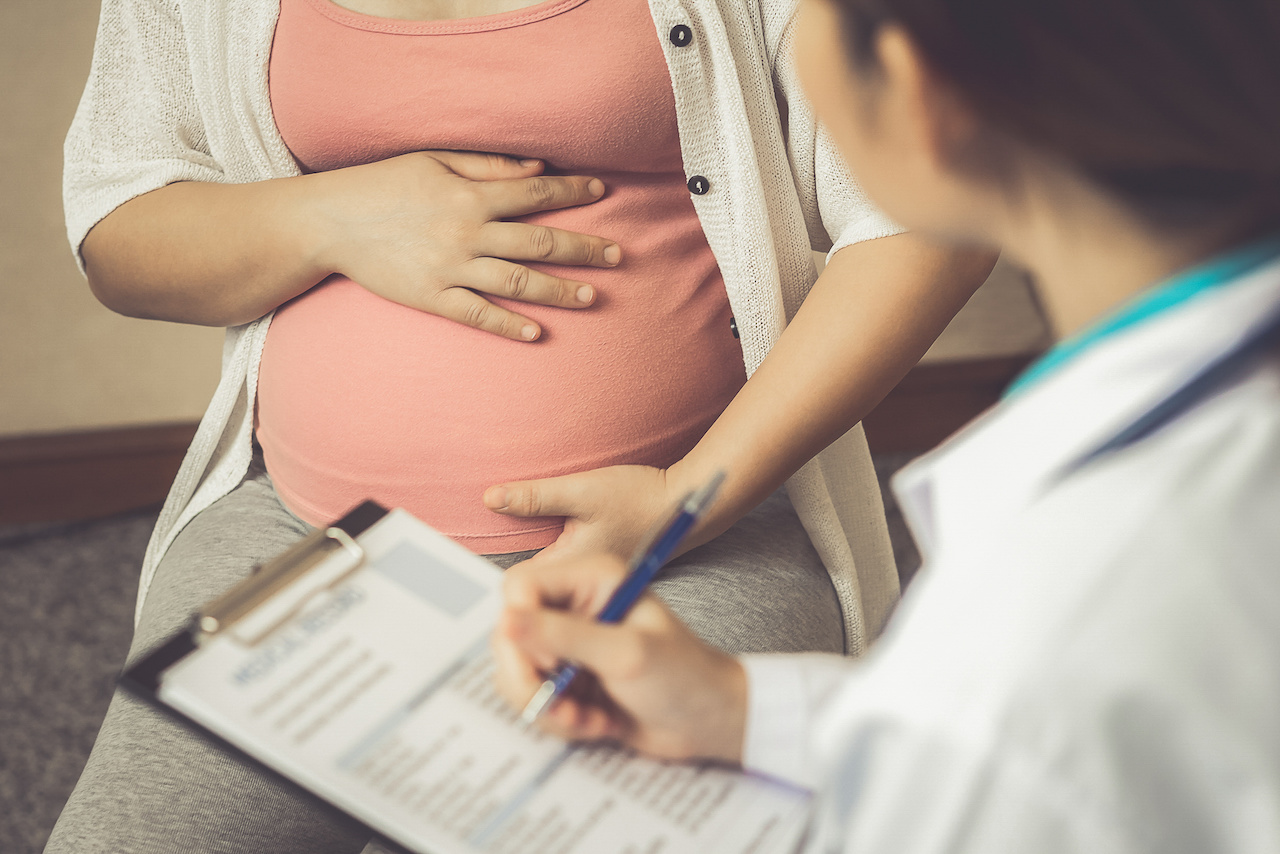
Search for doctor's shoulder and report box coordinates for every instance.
[1025,355,1280,841]
[807,367,1280,850]
[960,378,1280,851]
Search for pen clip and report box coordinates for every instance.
[626,495,693,567]
[622,470,726,569]
[196,526,365,646]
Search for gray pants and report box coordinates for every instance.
[44,458,840,854]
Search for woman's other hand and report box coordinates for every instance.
[492,555,747,762]
[310,151,621,341]
[483,465,682,568]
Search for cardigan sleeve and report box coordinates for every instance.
[63,0,227,272]
[766,4,904,258]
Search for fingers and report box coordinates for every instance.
[507,607,647,686]
[422,256,602,340]
[430,287,542,341]
[491,614,551,695]
[483,174,607,219]
[418,151,606,220]
[480,222,621,269]
[492,607,631,742]
[426,150,546,182]
[540,686,630,743]
[484,473,591,518]
[502,553,629,613]
[458,257,597,310]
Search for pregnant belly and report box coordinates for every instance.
[256,223,745,552]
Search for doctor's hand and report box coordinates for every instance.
[492,555,748,763]
[483,465,690,571]
[310,150,620,341]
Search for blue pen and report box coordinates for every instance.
[519,471,726,725]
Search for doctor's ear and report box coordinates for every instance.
[871,24,997,188]
[795,0,1011,237]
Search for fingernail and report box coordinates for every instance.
[588,179,605,197]
[520,158,540,167]
[521,325,539,341]
[576,285,593,304]
[603,244,621,265]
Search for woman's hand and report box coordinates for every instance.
[492,555,748,763]
[83,150,620,330]
[483,465,684,569]
[309,150,620,341]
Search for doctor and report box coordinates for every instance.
[491,0,1280,849]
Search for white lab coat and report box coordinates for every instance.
[741,256,1280,853]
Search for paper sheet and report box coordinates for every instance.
[157,510,811,854]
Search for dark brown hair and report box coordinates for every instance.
[832,0,1280,231]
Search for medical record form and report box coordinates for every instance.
[123,502,812,854]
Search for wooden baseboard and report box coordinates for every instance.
[0,355,1034,526]
[0,422,198,526]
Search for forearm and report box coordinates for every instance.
[670,233,997,543]
[82,176,330,327]
[82,152,617,335]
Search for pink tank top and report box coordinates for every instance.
[258,0,746,551]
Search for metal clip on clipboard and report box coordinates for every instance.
[196,526,367,648]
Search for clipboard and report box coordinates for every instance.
[122,501,813,854]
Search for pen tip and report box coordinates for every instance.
[520,680,557,726]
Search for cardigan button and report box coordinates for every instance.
[687,175,710,195]
[730,316,739,339]
[669,24,693,46]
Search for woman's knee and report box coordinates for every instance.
[652,491,843,655]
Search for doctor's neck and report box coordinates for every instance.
[989,163,1261,340]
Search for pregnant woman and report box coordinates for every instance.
[46,0,993,850]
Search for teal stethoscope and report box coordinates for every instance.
[1006,235,1280,480]
[1066,301,1280,477]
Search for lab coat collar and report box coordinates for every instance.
[893,255,1280,562]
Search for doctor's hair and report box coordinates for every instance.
[831,0,1280,233]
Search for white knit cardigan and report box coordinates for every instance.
[65,0,904,653]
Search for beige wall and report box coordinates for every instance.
[923,257,1049,362]
[0,0,222,440]
[0,0,1046,443]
